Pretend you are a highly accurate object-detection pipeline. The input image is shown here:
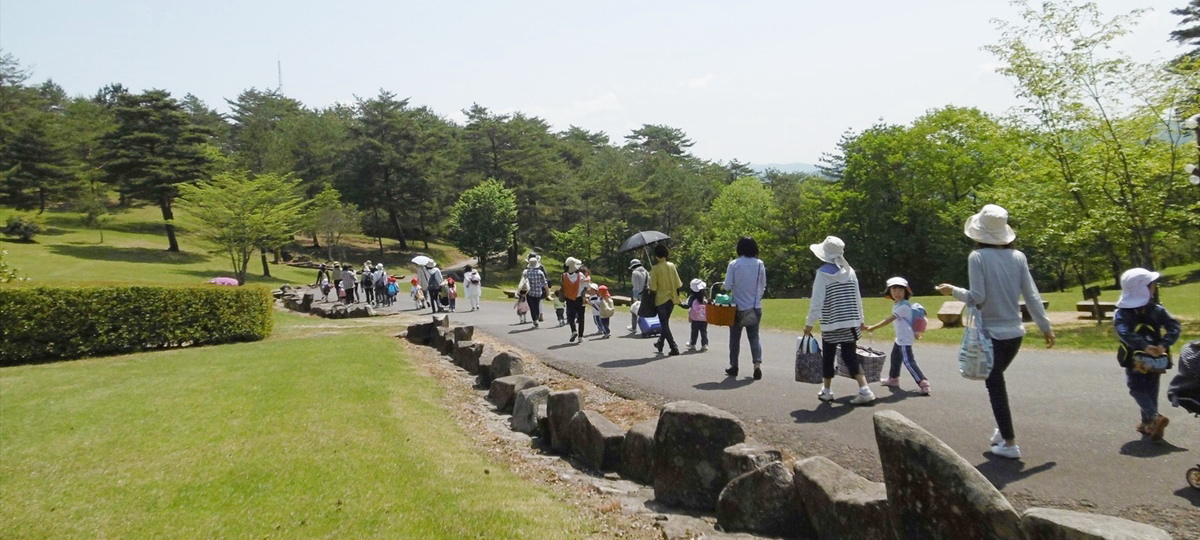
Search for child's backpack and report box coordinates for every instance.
[388,283,398,295]
[688,300,706,322]
[910,302,927,334]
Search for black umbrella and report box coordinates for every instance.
[619,230,671,253]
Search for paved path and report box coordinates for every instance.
[315,292,1200,531]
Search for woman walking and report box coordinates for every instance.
[561,257,590,342]
[936,204,1055,460]
[804,236,873,404]
[521,257,550,328]
[647,244,683,356]
[724,237,766,379]
[463,265,483,311]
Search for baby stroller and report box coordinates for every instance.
[1167,340,1200,490]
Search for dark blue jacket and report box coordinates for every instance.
[1114,303,1181,368]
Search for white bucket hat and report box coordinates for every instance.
[809,236,847,266]
[424,260,437,268]
[1116,268,1161,309]
[565,257,582,271]
[690,278,707,292]
[883,276,911,295]
[964,204,1016,245]
[526,258,540,269]
[629,259,642,270]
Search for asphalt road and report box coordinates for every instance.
[357,293,1200,531]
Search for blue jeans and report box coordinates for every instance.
[729,308,762,367]
[1126,369,1161,424]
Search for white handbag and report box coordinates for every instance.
[958,305,994,380]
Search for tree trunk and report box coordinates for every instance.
[160,201,180,252]
[386,208,408,250]
[260,247,271,277]
[311,232,321,249]
[508,232,518,268]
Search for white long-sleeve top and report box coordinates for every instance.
[949,248,1052,340]
[805,263,864,330]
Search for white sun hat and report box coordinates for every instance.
[964,204,1016,245]
[809,236,847,266]
[690,278,707,292]
[883,276,911,294]
[1116,268,1161,309]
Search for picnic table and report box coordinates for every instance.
[938,301,965,328]
[1076,301,1117,319]
[1019,301,1050,322]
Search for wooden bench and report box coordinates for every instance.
[1076,301,1117,320]
[1019,301,1050,322]
[937,301,965,328]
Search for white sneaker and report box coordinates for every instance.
[850,388,876,405]
[817,388,835,402]
[989,429,1003,445]
[626,325,634,331]
[990,444,1021,459]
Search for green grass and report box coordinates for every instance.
[0,206,467,287]
[0,313,602,538]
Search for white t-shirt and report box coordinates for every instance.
[892,301,916,346]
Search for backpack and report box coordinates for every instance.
[910,302,927,334]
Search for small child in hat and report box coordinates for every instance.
[446,277,458,312]
[552,288,566,327]
[686,278,709,351]
[411,277,425,309]
[596,285,615,338]
[1114,268,1182,441]
[866,277,931,395]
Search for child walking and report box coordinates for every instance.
[446,278,458,312]
[411,277,426,309]
[587,284,603,336]
[515,290,530,324]
[596,285,615,338]
[686,278,709,351]
[866,277,931,395]
[552,289,566,327]
[1114,268,1182,441]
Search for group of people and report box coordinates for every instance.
[498,203,1187,461]
[411,260,485,313]
[314,260,399,307]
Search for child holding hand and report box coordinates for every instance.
[865,277,931,395]
[515,289,530,324]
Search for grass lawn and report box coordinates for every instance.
[0,312,604,538]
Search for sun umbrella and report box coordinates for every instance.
[207,277,239,286]
[411,255,433,266]
[619,230,670,253]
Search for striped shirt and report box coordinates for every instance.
[806,263,864,331]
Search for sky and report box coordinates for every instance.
[0,0,1185,165]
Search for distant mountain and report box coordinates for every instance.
[749,162,821,175]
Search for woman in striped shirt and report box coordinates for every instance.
[804,236,874,405]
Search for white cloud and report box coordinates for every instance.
[683,73,716,89]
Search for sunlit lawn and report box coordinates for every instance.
[0,312,601,538]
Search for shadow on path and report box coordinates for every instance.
[599,356,664,369]
[975,458,1057,489]
[694,377,755,391]
[1173,485,1200,507]
[790,401,861,424]
[1119,439,1190,458]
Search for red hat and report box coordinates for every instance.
[410,277,419,285]
[597,285,609,295]
[447,277,455,285]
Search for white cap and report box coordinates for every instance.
[1116,268,1161,309]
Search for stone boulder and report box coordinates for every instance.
[873,410,1021,540]
[309,304,331,317]
[460,343,491,374]
[476,355,494,386]
[717,461,808,538]
[347,303,375,318]
[438,327,457,355]
[793,456,888,540]
[300,292,314,312]
[568,410,625,472]
[406,322,437,345]
[722,443,783,484]
[491,352,525,380]
[653,401,746,511]
[1020,508,1172,540]
[511,385,550,435]
[329,304,348,319]
[487,375,538,413]
[433,314,451,327]
[451,341,483,368]
[547,390,583,455]
[452,325,474,343]
[620,419,657,485]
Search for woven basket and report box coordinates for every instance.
[706,304,737,327]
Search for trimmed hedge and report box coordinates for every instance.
[0,285,274,365]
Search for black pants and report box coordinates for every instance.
[363,284,374,304]
[527,295,544,323]
[821,340,860,379]
[428,286,442,312]
[988,336,1023,441]
[655,301,677,351]
[566,297,586,335]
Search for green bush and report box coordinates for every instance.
[4,213,44,242]
[0,285,274,365]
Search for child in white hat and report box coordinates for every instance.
[1114,268,1182,441]
[686,278,709,351]
[866,277,931,395]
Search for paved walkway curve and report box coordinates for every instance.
[308,291,1200,534]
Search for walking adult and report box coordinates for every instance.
[361,262,375,305]
[647,244,683,356]
[804,236,873,405]
[425,260,444,313]
[341,265,357,305]
[315,263,330,287]
[936,204,1055,460]
[561,257,589,343]
[463,265,483,311]
[724,237,767,379]
[627,259,649,334]
[521,257,551,328]
[527,253,547,322]
[372,264,388,307]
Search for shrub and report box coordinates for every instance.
[0,285,274,365]
[4,214,44,242]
